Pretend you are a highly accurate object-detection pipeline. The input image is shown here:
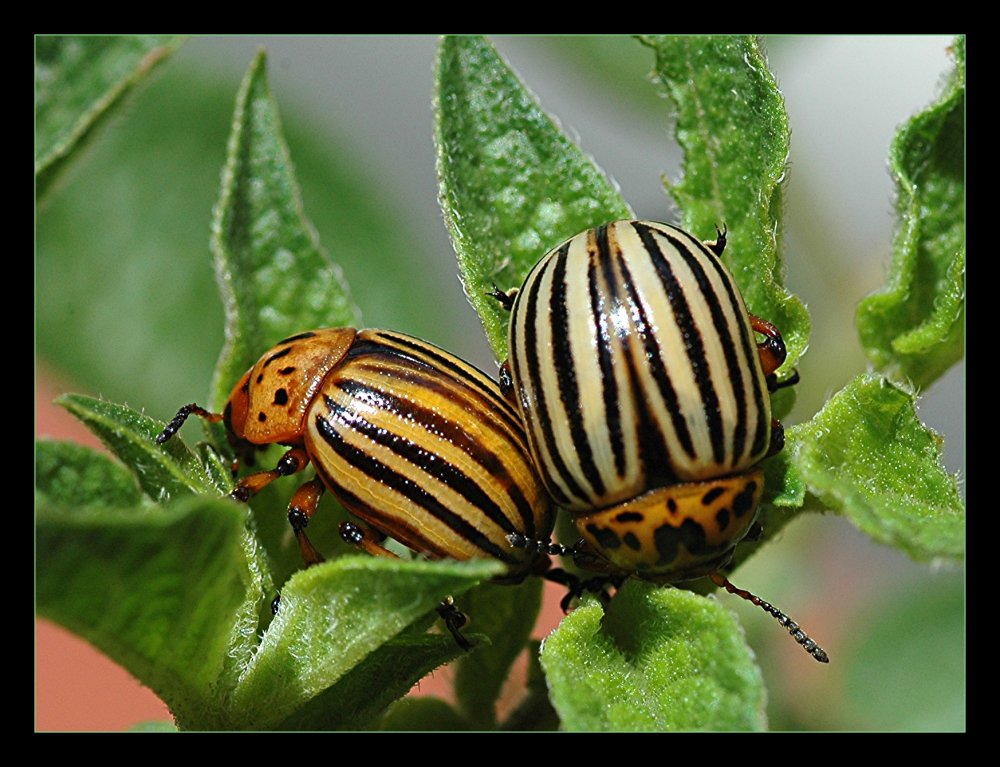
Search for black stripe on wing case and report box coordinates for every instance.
[522,254,589,506]
[313,410,516,562]
[633,222,726,466]
[659,228,752,467]
[321,386,532,536]
[550,242,606,501]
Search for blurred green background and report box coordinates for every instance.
[36,36,964,731]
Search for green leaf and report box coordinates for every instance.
[541,582,766,731]
[379,697,472,731]
[56,393,222,500]
[763,449,807,510]
[435,35,633,359]
[36,439,146,510]
[36,495,264,729]
[453,578,542,727]
[196,442,238,494]
[856,36,965,388]
[229,557,504,729]
[35,35,182,199]
[638,35,810,374]
[789,374,964,561]
[277,631,465,730]
[210,49,361,410]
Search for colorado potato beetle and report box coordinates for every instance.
[496,220,827,662]
[156,328,554,648]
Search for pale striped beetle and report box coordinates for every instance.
[495,220,828,662]
[156,328,553,648]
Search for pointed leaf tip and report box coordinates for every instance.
[435,35,632,359]
[210,50,360,409]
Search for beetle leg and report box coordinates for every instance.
[744,521,765,542]
[767,418,786,458]
[339,523,473,650]
[749,314,788,379]
[542,567,579,612]
[766,369,800,393]
[704,223,728,257]
[510,534,628,611]
[498,360,516,401]
[486,285,518,312]
[436,596,472,651]
[544,567,625,613]
[287,476,326,566]
[339,520,401,559]
[228,446,311,502]
[751,315,799,392]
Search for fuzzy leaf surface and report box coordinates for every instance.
[210,49,361,410]
[435,35,633,359]
[789,374,964,561]
[856,37,965,388]
[229,557,503,729]
[541,582,766,731]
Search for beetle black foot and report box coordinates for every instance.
[229,485,252,503]
[744,521,765,542]
[487,285,517,312]
[437,597,472,651]
[544,568,625,612]
[706,223,728,257]
[766,369,800,393]
[767,419,786,457]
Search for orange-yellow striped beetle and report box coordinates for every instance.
[156,328,553,647]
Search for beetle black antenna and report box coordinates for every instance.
[155,403,221,443]
[507,532,570,557]
[710,573,829,663]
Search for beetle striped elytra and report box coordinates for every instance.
[156,327,554,648]
[498,220,828,662]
